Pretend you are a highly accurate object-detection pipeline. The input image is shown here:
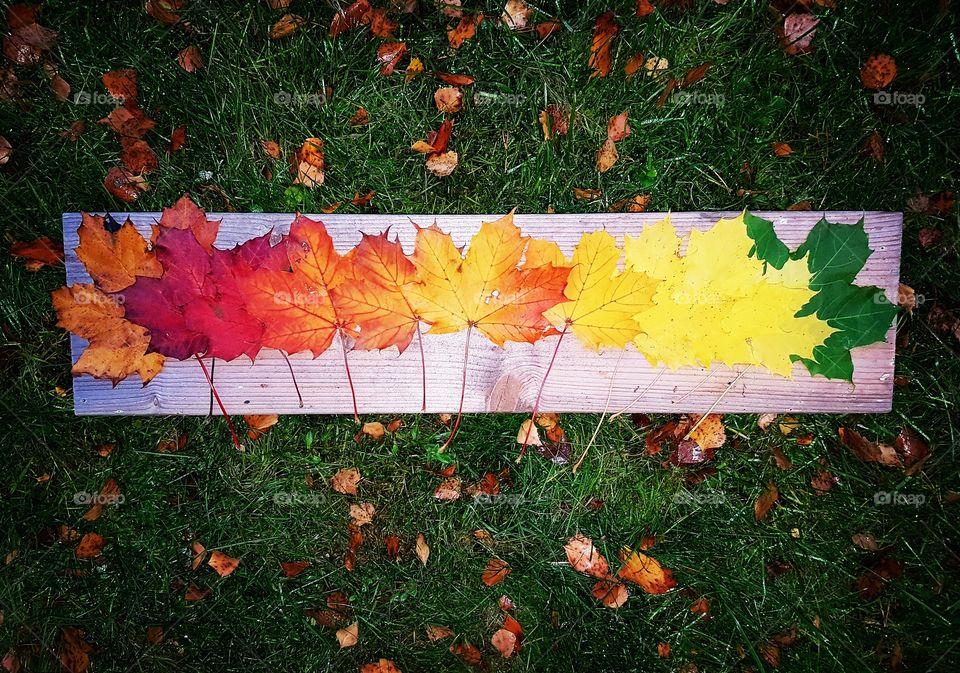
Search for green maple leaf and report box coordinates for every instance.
[745,211,790,270]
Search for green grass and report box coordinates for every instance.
[2,1,959,671]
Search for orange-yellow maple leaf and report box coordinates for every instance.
[52,283,164,385]
[333,231,420,353]
[75,212,162,292]
[541,231,658,349]
[405,212,570,347]
[238,215,357,357]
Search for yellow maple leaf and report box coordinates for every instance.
[541,231,658,349]
[625,213,836,376]
[405,212,570,347]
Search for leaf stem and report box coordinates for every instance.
[280,351,304,408]
[195,354,241,450]
[517,323,568,463]
[338,327,360,423]
[416,321,426,412]
[440,323,473,452]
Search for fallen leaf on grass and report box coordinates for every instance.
[349,503,376,526]
[260,139,282,159]
[405,57,424,82]
[169,125,186,153]
[244,414,278,440]
[538,104,569,140]
[281,560,310,577]
[331,467,361,495]
[191,541,206,570]
[291,137,325,187]
[377,41,407,76]
[607,111,631,141]
[450,641,484,667]
[644,55,669,78]
[434,71,475,86]
[588,12,619,78]
[811,467,838,494]
[336,621,359,648]
[416,533,429,566]
[534,21,561,39]
[434,477,461,501]
[895,426,930,475]
[360,659,402,673]
[59,627,93,673]
[592,578,630,608]
[771,142,793,157]
[688,414,726,450]
[184,584,210,602]
[427,625,455,641]
[839,427,899,467]
[491,614,523,657]
[690,596,711,620]
[610,195,651,212]
[104,167,149,203]
[207,550,240,577]
[82,478,120,521]
[10,236,63,270]
[596,139,618,173]
[385,534,400,560]
[777,14,819,56]
[482,558,511,586]
[360,421,385,440]
[516,419,541,446]
[269,13,305,39]
[860,54,897,90]
[564,533,610,579]
[573,188,602,201]
[501,0,532,30]
[448,14,483,49]
[657,642,671,657]
[856,557,903,600]
[851,533,879,551]
[349,108,369,126]
[434,86,463,113]
[329,0,372,36]
[618,548,677,594]
[145,0,183,25]
[75,532,105,559]
[177,46,203,72]
[754,481,779,521]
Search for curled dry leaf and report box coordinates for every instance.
[771,142,793,157]
[185,584,211,601]
[644,55,669,78]
[535,21,561,39]
[291,137,325,187]
[260,139,282,159]
[82,477,120,521]
[331,467,361,495]
[491,628,517,657]
[754,481,779,521]
[207,550,240,577]
[538,104,569,140]
[415,532,429,566]
[434,71,475,86]
[405,57,425,82]
[564,533,610,579]
[349,107,369,126]
[688,414,726,450]
[426,151,458,177]
[860,54,897,90]
[607,112,631,141]
[516,419,541,446]
[588,12,619,78]
[361,421,385,439]
[610,195,651,213]
[336,621,359,648]
[59,627,93,673]
[596,139,618,173]
[191,541,206,570]
[839,427,899,467]
[482,558,511,587]
[170,125,187,153]
[851,533,879,551]
[449,641,484,667]
[573,188,602,201]
[104,167,149,203]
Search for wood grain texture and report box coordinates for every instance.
[62,211,901,416]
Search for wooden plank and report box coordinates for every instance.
[62,211,901,416]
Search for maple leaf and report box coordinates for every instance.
[406,212,570,346]
[625,213,837,376]
[52,283,164,385]
[10,235,63,270]
[543,231,657,349]
[332,230,428,408]
[74,212,162,292]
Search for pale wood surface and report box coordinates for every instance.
[62,211,901,416]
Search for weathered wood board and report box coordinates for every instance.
[62,211,901,416]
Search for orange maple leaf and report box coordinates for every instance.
[405,212,570,347]
[75,212,162,292]
[52,283,164,385]
[158,193,220,253]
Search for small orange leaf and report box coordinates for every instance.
[207,550,240,577]
[860,54,897,90]
[482,558,511,586]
